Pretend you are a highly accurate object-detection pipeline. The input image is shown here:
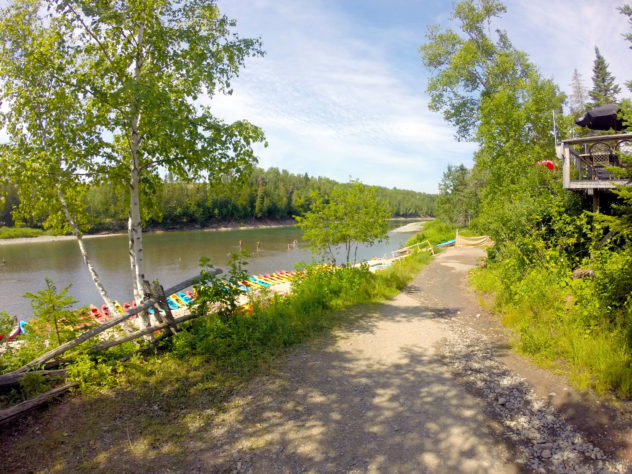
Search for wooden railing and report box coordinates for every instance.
[556,133,631,190]
[391,240,434,258]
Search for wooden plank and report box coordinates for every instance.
[562,133,632,145]
[0,382,77,425]
[567,180,628,190]
[562,144,571,189]
[0,369,67,388]
[88,312,200,353]
[152,282,178,335]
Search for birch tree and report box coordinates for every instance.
[0,0,120,314]
[0,0,265,303]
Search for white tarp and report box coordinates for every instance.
[455,235,495,248]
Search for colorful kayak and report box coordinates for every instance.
[177,291,193,305]
[170,293,187,307]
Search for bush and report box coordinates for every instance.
[470,244,632,397]
[406,220,456,246]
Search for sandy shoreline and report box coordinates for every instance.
[0,217,429,246]
[0,220,299,246]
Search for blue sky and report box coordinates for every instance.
[211,0,632,193]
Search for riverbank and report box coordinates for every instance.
[0,219,299,246]
[0,217,428,246]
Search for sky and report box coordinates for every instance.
[210,0,632,193]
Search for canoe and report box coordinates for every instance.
[249,276,271,287]
[436,239,456,247]
[256,275,279,285]
[113,301,126,314]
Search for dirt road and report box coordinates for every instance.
[182,247,628,473]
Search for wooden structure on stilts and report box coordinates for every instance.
[556,133,632,211]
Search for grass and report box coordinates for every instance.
[469,262,632,398]
[405,219,479,247]
[0,226,51,239]
[0,251,432,471]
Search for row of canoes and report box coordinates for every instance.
[1,270,299,342]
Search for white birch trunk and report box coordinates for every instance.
[128,160,145,302]
[57,188,119,316]
[128,23,147,305]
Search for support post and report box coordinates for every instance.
[593,193,600,213]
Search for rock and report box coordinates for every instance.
[572,268,594,280]
[497,397,506,405]
[541,449,552,459]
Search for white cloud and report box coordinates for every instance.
[213,0,474,193]
[213,0,631,194]
[505,0,632,98]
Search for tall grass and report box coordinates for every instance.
[405,219,478,247]
[470,257,632,397]
[1,251,433,410]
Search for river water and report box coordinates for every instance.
[0,221,421,319]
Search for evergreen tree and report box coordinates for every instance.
[589,47,621,106]
[569,69,589,115]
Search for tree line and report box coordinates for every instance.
[0,167,436,231]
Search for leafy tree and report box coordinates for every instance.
[296,182,391,265]
[589,47,621,106]
[436,164,479,226]
[0,0,266,307]
[0,311,15,339]
[420,0,566,245]
[597,5,632,243]
[0,0,120,312]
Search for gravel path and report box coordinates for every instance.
[181,247,629,473]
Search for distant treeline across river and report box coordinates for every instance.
[0,167,436,232]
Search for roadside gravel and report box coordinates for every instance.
[406,248,630,473]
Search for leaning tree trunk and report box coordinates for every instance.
[58,188,119,317]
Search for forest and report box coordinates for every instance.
[423,0,632,396]
[0,167,435,232]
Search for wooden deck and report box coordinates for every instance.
[556,133,631,191]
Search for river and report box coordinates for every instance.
[0,221,421,319]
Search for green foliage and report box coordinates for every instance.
[436,164,479,226]
[589,47,621,107]
[19,372,51,399]
[296,181,391,265]
[24,278,79,348]
[78,168,436,232]
[192,253,249,323]
[471,253,632,397]
[406,220,457,246]
[66,354,121,391]
[0,310,14,337]
[171,252,432,368]
[0,226,48,239]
